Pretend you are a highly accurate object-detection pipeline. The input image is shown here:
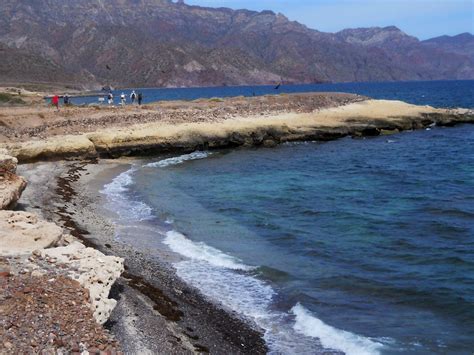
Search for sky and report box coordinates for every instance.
[184,0,474,40]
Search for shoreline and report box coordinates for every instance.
[6,93,474,353]
[2,95,472,164]
[18,159,269,354]
[13,121,474,353]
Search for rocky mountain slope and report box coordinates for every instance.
[0,0,472,89]
[422,33,474,59]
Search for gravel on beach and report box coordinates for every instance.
[0,93,365,142]
[0,266,121,354]
[16,161,269,354]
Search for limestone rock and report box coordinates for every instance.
[0,150,27,209]
[0,171,27,209]
[40,242,124,324]
[2,135,96,162]
[0,149,18,173]
[0,211,64,256]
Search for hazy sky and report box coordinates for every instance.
[185,0,474,40]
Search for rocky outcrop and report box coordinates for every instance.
[1,99,473,162]
[0,273,121,353]
[0,149,27,209]
[0,211,64,255]
[0,171,27,209]
[0,153,123,326]
[0,151,19,172]
[3,135,97,163]
[38,242,125,324]
[0,209,124,324]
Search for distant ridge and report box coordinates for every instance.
[0,0,472,89]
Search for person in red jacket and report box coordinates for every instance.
[52,95,60,111]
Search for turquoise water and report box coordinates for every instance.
[100,82,474,354]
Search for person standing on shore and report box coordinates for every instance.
[138,92,143,105]
[63,94,70,106]
[52,95,60,111]
[107,92,114,105]
[120,92,126,106]
[130,90,137,104]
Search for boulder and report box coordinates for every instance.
[0,171,27,209]
[0,149,18,173]
[0,150,26,209]
[0,211,64,256]
[40,242,124,324]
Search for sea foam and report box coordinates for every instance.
[164,230,252,271]
[102,151,384,354]
[145,151,211,168]
[165,230,383,354]
[101,151,212,220]
[292,303,383,355]
[100,166,153,222]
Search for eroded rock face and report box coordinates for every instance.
[0,150,27,209]
[40,242,125,324]
[0,171,27,209]
[0,150,18,173]
[0,211,64,255]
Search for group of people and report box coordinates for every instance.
[107,90,143,106]
[51,90,143,110]
[51,94,70,111]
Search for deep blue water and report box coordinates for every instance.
[72,80,474,108]
[100,82,474,354]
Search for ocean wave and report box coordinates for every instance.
[172,259,312,354]
[144,151,211,168]
[291,303,383,355]
[166,230,385,354]
[100,166,153,222]
[164,231,252,271]
[101,151,212,220]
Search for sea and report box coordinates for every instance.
[99,80,474,355]
[72,80,473,108]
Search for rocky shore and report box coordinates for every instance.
[1,93,473,354]
[0,152,124,354]
[16,160,268,354]
[0,94,472,163]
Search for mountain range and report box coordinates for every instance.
[0,0,473,89]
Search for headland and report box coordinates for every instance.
[1,92,472,162]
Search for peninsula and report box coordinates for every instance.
[1,93,472,163]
